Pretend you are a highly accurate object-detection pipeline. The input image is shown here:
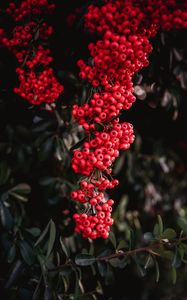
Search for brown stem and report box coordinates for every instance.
[48,236,187,272]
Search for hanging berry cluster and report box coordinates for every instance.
[0,0,64,106]
[71,0,187,239]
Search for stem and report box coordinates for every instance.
[48,236,187,272]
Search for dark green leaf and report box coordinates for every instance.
[104,263,114,285]
[117,240,127,250]
[60,237,69,258]
[70,137,87,151]
[158,215,164,234]
[39,177,57,186]
[10,183,31,194]
[9,192,28,202]
[160,250,174,260]
[133,256,146,277]
[75,254,96,266]
[46,220,56,258]
[25,227,41,237]
[0,201,13,230]
[0,162,11,185]
[161,228,176,240]
[109,231,116,249]
[34,221,50,247]
[97,261,107,277]
[144,254,153,269]
[172,247,182,268]
[5,260,24,288]
[44,286,52,300]
[7,244,16,263]
[171,266,177,284]
[59,265,73,276]
[19,240,35,265]
[32,275,42,300]
[177,217,187,234]
[154,258,160,282]
[33,120,53,133]
[38,137,55,161]
[109,256,128,268]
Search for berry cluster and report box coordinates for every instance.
[6,0,55,22]
[73,199,114,239]
[1,22,53,48]
[72,120,134,176]
[85,0,187,34]
[14,68,63,105]
[0,1,63,106]
[71,0,187,239]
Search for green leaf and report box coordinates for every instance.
[9,192,28,202]
[0,201,13,230]
[181,243,187,254]
[5,260,24,289]
[9,183,31,195]
[144,254,153,269]
[161,228,176,240]
[60,237,69,258]
[19,241,34,265]
[171,266,177,284]
[117,240,128,250]
[172,247,182,268]
[133,256,146,277]
[60,265,73,276]
[160,250,174,260]
[153,224,160,237]
[154,259,160,282]
[70,137,87,151]
[109,257,128,268]
[32,275,42,300]
[97,261,107,277]
[46,220,56,258]
[39,177,57,186]
[33,120,53,133]
[109,232,116,249]
[34,221,50,247]
[75,254,96,266]
[104,263,114,285]
[7,244,16,263]
[159,215,164,234]
[177,217,187,234]
[38,136,55,161]
[0,162,11,185]
[25,227,41,237]
[156,215,163,236]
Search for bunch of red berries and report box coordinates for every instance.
[0,0,63,106]
[71,0,187,239]
[72,120,134,176]
[6,0,55,22]
[73,199,114,239]
[14,67,64,105]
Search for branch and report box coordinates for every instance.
[48,235,187,271]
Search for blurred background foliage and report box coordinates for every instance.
[0,1,187,299]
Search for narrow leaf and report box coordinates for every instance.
[46,220,56,258]
[60,237,69,258]
[177,217,187,234]
[34,221,50,247]
[171,266,177,284]
[75,254,96,266]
